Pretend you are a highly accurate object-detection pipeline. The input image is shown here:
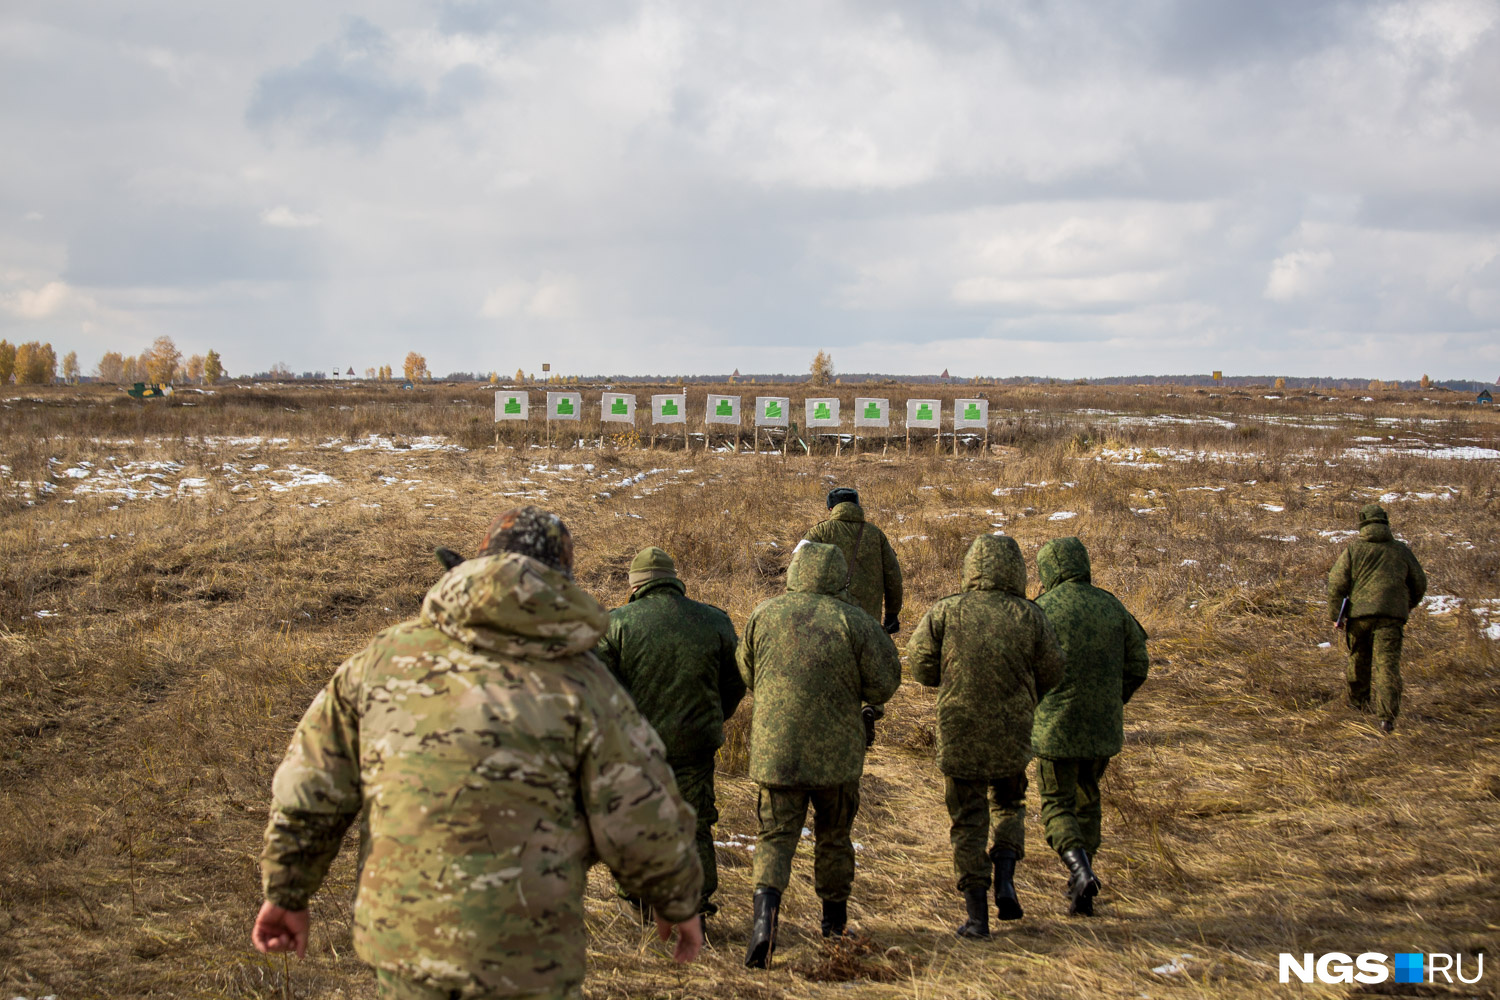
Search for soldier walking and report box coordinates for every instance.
[736,541,902,968]
[252,507,704,999]
[907,535,1065,938]
[803,487,903,745]
[1327,504,1428,733]
[595,546,743,924]
[1032,537,1149,917]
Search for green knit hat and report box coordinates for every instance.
[628,546,677,589]
[1358,503,1389,527]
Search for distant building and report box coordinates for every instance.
[1479,388,1493,405]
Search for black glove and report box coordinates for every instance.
[861,705,878,748]
[882,614,899,635]
[435,546,467,571]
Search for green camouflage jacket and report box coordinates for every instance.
[907,535,1066,779]
[594,578,744,764]
[1032,537,1150,760]
[1327,523,1427,622]
[737,542,902,787]
[261,553,702,995]
[803,502,903,623]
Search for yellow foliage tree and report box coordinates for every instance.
[204,350,224,384]
[145,336,181,384]
[97,351,125,383]
[14,341,57,384]
[62,351,80,383]
[0,340,14,384]
[809,350,834,386]
[403,353,429,382]
[186,354,205,383]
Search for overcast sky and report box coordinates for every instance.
[3,1,1497,380]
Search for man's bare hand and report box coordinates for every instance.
[654,913,704,964]
[252,901,309,958]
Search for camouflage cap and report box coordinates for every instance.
[1358,503,1390,527]
[478,506,575,577]
[628,546,677,589]
[827,487,859,509]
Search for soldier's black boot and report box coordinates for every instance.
[820,899,848,938]
[744,888,781,969]
[1059,847,1101,916]
[993,849,1024,921]
[955,886,990,939]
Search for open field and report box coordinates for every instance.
[2,381,1498,999]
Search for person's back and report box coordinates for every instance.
[1031,536,1148,918]
[595,546,742,920]
[257,510,704,998]
[908,533,1065,937]
[803,489,903,632]
[1327,504,1427,732]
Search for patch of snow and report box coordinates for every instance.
[1048,511,1078,521]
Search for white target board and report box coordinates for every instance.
[906,398,941,428]
[546,392,581,421]
[805,397,841,428]
[853,397,889,428]
[495,391,529,421]
[601,392,636,423]
[652,393,686,424]
[954,398,989,429]
[755,397,790,427]
[705,394,741,425]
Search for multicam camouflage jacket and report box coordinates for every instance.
[907,534,1066,779]
[737,542,902,787]
[261,553,702,996]
[594,577,744,764]
[803,502,904,623]
[1327,521,1428,622]
[1032,537,1150,760]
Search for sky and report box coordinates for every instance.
[2,1,1498,381]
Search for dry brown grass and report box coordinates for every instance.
[2,381,1498,999]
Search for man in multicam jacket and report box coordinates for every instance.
[907,534,1066,939]
[1032,536,1149,918]
[736,541,902,969]
[595,545,743,922]
[252,507,704,1000]
[1327,503,1427,734]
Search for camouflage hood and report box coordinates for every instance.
[829,500,865,524]
[1038,536,1091,591]
[788,541,849,596]
[422,552,608,658]
[1360,522,1395,544]
[962,534,1026,595]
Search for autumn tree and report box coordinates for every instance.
[1274,377,1286,390]
[14,341,57,384]
[515,368,525,383]
[404,352,429,382]
[0,340,15,384]
[1420,374,1432,389]
[145,336,182,384]
[204,350,223,384]
[62,351,79,383]
[809,350,834,386]
[97,351,126,383]
[269,362,293,379]
[122,355,142,383]
[185,354,205,383]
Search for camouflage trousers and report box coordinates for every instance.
[1346,616,1405,722]
[617,756,719,916]
[1036,756,1110,856]
[945,773,1028,891]
[753,782,861,903]
[375,969,580,1000]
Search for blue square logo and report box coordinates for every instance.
[1394,953,1424,984]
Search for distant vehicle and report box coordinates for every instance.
[126,383,173,399]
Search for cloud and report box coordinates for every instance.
[2,280,71,319]
[480,275,583,320]
[261,205,322,228]
[1265,249,1336,302]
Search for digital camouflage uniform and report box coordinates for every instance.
[1327,504,1428,724]
[261,553,702,1000]
[1032,538,1149,857]
[802,500,903,627]
[594,547,743,915]
[737,542,902,902]
[907,535,1066,889]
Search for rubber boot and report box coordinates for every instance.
[955,886,990,939]
[993,849,1024,921]
[1059,847,1100,916]
[744,888,781,969]
[820,899,848,938]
